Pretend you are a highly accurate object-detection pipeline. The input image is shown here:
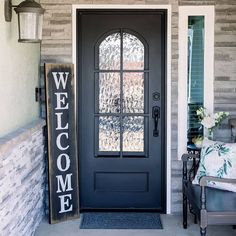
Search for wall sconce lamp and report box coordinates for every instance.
[4,0,45,43]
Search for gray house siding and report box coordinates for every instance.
[40,0,236,213]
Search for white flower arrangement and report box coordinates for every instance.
[196,107,229,138]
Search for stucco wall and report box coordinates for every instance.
[40,0,236,213]
[0,1,41,137]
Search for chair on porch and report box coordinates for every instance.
[229,118,236,142]
[182,118,236,236]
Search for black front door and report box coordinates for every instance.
[78,10,166,211]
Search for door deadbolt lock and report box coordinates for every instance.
[152,92,160,101]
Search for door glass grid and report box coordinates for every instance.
[99,73,120,113]
[97,30,147,157]
[123,116,144,152]
[123,32,144,70]
[99,33,121,70]
[123,72,144,113]
[99,116,120,152]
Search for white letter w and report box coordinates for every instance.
[52,72,69,90]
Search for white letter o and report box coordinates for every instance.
[57,154,70,172]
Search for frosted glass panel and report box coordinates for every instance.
[123,33,144,70]
[123,116,144,152]
[99,116,120,152]
[19,13,43,41]
[123,73,144,113]
[99,33,121,70]
[96,31,146,156]
[99,73,120,113]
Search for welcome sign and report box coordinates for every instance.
[45,64,79,224]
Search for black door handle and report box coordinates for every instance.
[152,106,160,137]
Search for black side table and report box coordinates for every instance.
[187,144,201,154]
[187,144,201,180]
[186,144,201,223]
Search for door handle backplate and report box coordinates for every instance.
[152,106,160,137]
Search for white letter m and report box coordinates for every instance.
[56,174,73,193]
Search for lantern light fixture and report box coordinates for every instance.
[4,0,45,43]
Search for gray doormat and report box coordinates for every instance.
[80,212,163,229]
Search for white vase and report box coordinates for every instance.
[205,128,213,140]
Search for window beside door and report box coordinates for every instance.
[178,6,215,158]
[187,16,204,145]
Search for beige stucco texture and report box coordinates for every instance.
[0,1,41,137]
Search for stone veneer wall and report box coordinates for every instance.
[40,0,236,213]
[0,119,46,235]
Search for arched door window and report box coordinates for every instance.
[95,30,148,155]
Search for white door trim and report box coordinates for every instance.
[72,4,172,214]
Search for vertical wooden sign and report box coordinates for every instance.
[45,64,79,224]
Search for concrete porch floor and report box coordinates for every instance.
[35,214,236,236]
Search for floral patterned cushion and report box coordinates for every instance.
[192,138,236,192]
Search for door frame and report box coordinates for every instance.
[72,4,172,214]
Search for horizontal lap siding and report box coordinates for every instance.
[214,2,236,143]
[40,0,236,214]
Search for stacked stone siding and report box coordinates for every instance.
[0,119,46,235]
[40,0,236,213]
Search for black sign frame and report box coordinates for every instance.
[45,63,79,224]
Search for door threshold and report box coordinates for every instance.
[80,208,164,213]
